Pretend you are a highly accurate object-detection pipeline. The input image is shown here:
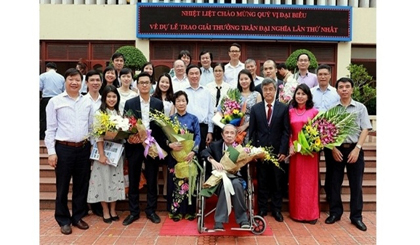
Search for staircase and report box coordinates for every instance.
[39,135,376,212]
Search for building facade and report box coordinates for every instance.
[39,0,376,83]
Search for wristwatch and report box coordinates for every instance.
[356,144,362,149]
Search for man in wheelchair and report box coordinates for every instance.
[200,124,250,231]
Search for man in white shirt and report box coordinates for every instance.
[184,65,214,153]
[245,58,264,86]
[171,59,189,92]
[224,43,245,88]
[199,50,214,86]
[83,70,104,217]
[45,68,94,235]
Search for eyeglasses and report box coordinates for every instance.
[138,81,150,85]
[229,50,240,53]
[298,59,309,62]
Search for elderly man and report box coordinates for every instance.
[201,124,250,231]
[171,59,189,92]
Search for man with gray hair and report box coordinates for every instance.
[201,124,250,231]
[244,58,264,86]
[249,77,290,222]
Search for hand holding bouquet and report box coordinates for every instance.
[91,110,145,141]
[293,106,359,157]
[150,111,202,205]
[214,88,244,127]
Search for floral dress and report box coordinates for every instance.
[87,109,125,203]
[166,112,201,216]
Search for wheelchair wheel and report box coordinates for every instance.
[251,215,266,235]
[197,215,203,234]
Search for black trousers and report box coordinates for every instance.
[323,148,334,201]
[256,159,284,213]
[54,142,91,226]
[125,143,159,216]
[40,97,51,140]
[328,146,365,221]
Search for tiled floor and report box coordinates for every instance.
[40,210,376,244]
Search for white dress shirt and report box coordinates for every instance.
[44,92,94,155]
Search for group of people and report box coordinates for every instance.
[40,43,372,235]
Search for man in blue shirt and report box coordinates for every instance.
[311,64,340,112]
[39,62,65,140]
[311,64,340,202]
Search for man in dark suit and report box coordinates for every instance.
[249,77,290,222]
[255,59,283,100]
[255,59,289,199]
[201,124,250,231]
[122,72,170,226]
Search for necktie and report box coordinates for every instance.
[267,103,272,125]
[215,86,221,107]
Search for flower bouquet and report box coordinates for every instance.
[124,109,166,160]
[91,110,144,141]
[150,111,202,206]
[292,106,359,157]
[278,78,298,104]
[212,88,244,128]
[202,143,281,190]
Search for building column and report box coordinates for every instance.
[317,0,326,5]
[360,0,370,7]
[336,42,351,79]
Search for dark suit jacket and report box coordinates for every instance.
[248,100,290,156]
[123,96,170,154]
[255,78,283,100]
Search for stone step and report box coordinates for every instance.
[39,191,376,212]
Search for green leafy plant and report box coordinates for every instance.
[112,46,147,72]
[285,49,318,72]
[346,64,376,115]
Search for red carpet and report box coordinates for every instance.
[159,196,273,236]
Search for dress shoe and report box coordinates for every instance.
[325,215,341,224]
[169,213,182,222]
[111,215,119,221]
[146,213,161,224]
[185,213,196,221]
[103,216,112,224]
[308,219,317,225]
[273,211,284,222]
[122,214,139,226]
[73,219,89,230]
[351,220,367,231]
[257,210,267,217]
[60,224,72,235]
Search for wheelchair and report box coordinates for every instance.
[196,157,266,235]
